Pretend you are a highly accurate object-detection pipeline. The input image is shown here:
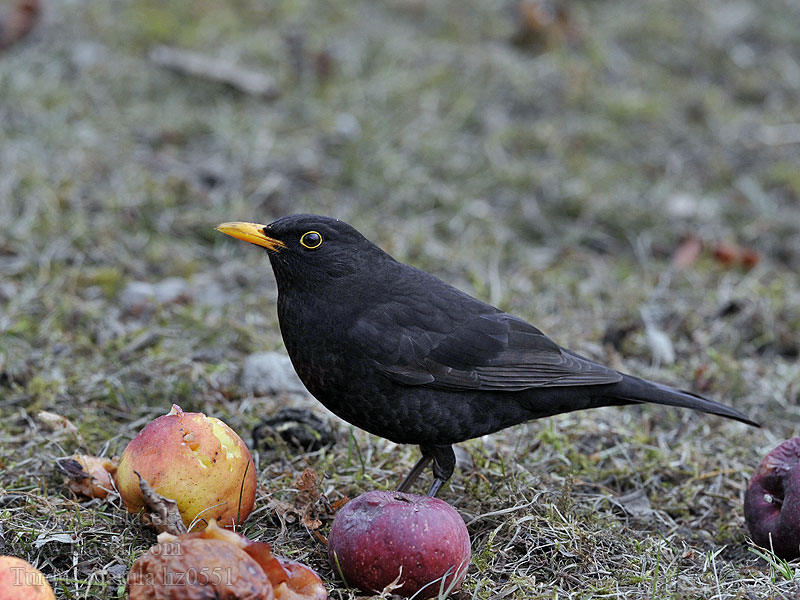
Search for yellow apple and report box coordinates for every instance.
[116,404,256,529]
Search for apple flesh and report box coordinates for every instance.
[744,437,800,559]
[328,491,470,598]
[116,404,257,529]
[0,556,56,600]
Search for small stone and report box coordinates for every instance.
[0,281,17,302]
[241,351,307,395]
[119,278,191,311]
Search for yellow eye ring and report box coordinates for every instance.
[300,231,323,249]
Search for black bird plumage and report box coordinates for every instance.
[217,214,758,496]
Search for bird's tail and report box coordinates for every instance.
[607,374,759,427]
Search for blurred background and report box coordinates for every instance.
[1,0,799,598]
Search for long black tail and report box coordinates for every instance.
[608,374,759,427]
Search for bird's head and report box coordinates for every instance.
[216,214,392,292]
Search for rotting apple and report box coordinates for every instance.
[744,437,800,559]
[0,556,56,600]
[327,491,471,598]
[128,532,274,600]
[127,519,327,600]
[116,404,256,529]
[273,557,328,600]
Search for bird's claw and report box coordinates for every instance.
[426,478,445,497]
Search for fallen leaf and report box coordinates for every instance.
[330,497,349,512]
[713,241,739,267]
[511,0,573,49]
[137,472,187,536]
[613,489,654,518]
[57,454,118,500]
[741,247,760,269]
[37,410,78,434]
[295,468,320,501]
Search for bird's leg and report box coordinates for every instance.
[397,450,432,493]
[397,445,456,496]
[425,445,455,498]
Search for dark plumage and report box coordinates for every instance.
[217,214,758,496]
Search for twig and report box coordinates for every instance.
[149,45,279,99]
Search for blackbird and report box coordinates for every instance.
[217,214,758,496]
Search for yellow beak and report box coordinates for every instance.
[215,222,286,251]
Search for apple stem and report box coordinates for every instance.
[764,493,783,506]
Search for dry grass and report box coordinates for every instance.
[2,0,800,598]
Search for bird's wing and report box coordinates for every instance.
[364,311,623,391]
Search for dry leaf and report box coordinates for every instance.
[330,497,349,512]
[137,472,187,536]
[300,509,322,531]
[741,247,760,269]
[294,468,323,530]
[511,0,573,48]
[713,241,739,267]
[295,468,320,501]
[57,454,118,500]
[712,241,760,270]
[38,410,78,434]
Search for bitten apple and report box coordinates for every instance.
[744,437,800,559]
[116,404,256,529]
[0,556,56,600]
[328,491,470,598]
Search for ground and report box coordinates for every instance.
[1,0,800,598]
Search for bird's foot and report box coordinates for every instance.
[426,478,445,497]
[398,445,455,497]
[397,454,432,493]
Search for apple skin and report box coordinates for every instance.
[0,556,56,600]
[328,491,470,598]
[116,404,257,529]
[744,437,800,559]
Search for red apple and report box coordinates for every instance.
[328,491,470,598]
[0,556,55,600]
[116,404,257,529]
[744,437,800,559]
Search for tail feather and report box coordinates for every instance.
[609,375,759,427]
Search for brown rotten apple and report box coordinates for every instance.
[116,404,256,529]
[328,491,470,598]
[744,437,800,559]
[128,519,327,600]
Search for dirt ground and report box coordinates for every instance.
[1,0,799,598]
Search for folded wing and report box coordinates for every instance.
[373,312,622,391]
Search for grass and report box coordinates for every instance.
[1,0,800,597]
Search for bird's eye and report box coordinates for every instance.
[300,231,322,249]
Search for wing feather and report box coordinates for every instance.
[371,312,622,391]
